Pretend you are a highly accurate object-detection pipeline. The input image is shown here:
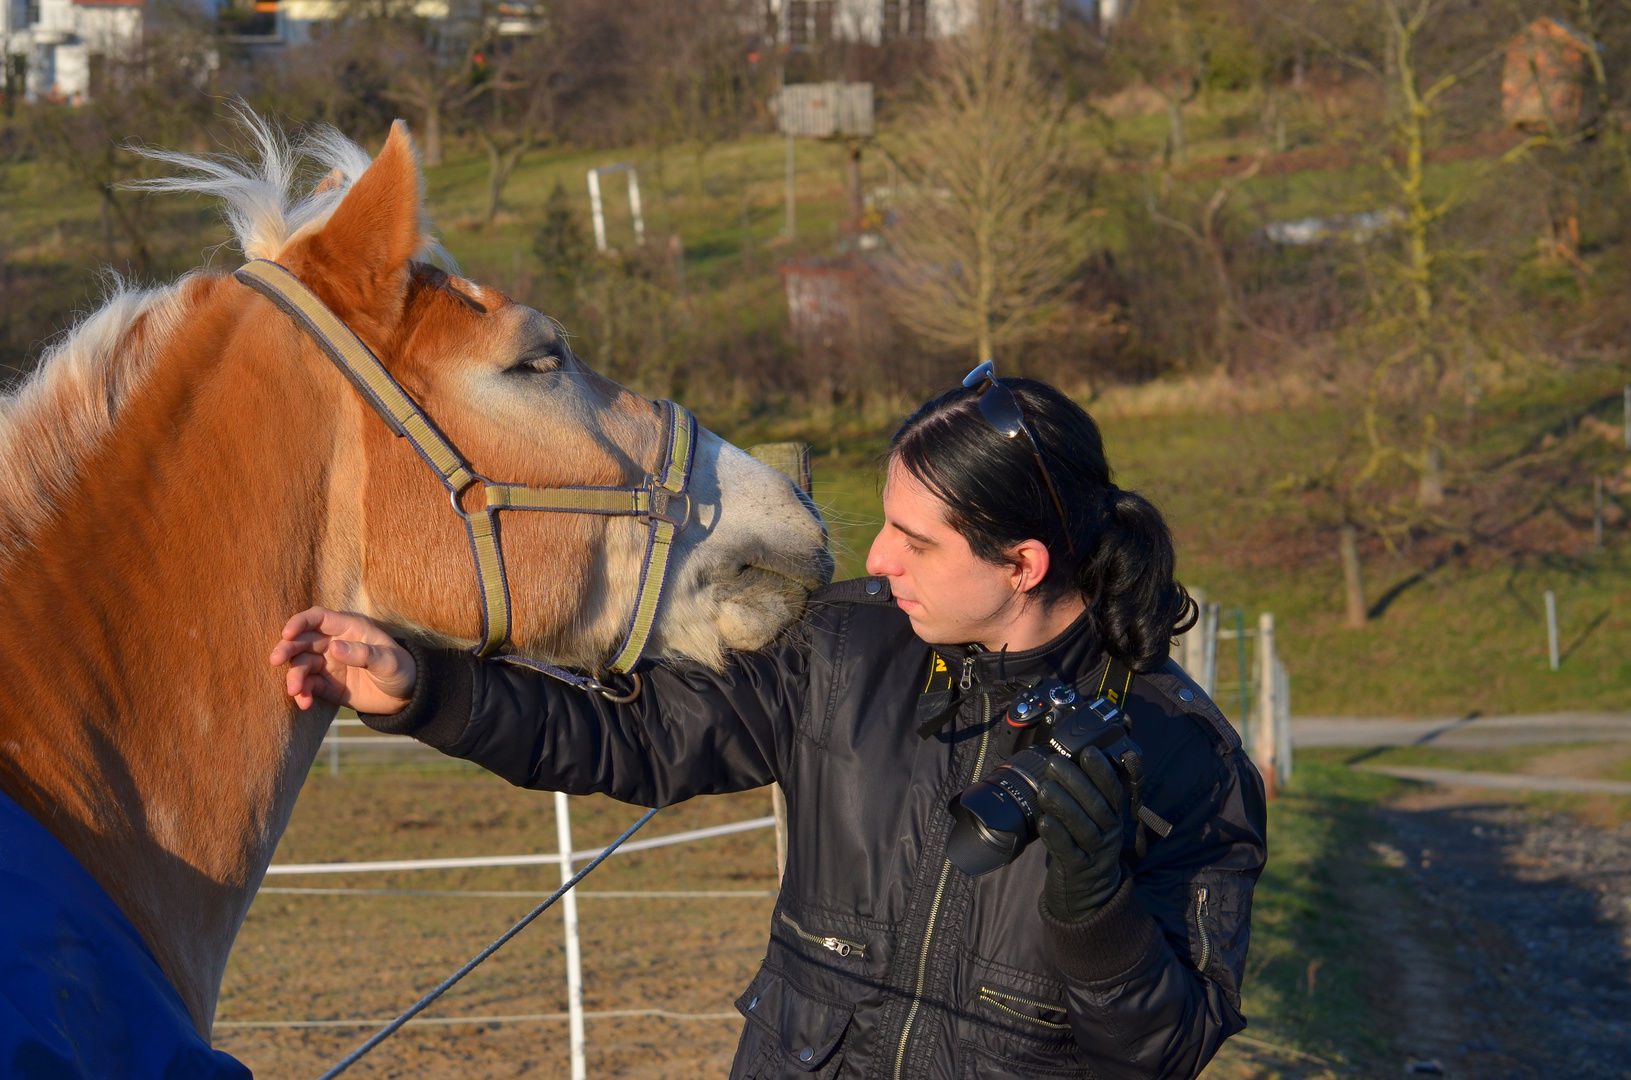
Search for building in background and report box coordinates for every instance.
[1502,16,1594,131]
[2,0,144,103]
[764,0,1072,48]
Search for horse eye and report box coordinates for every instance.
[509,347,562,374]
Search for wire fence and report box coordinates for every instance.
[1175,594,1292,795]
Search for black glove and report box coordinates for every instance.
[1037,749,1125,922]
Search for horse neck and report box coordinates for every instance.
[0,285,359,1033]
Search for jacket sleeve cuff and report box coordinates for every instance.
[1039,876,1160,982]
[356,641,475,751]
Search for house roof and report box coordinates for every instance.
[1511,15,1596,51]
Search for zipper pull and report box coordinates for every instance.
[822,937,853,957]
[1197,886,1209,917]
[960,654,976,692]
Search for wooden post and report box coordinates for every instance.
[1257,612,1278,799]
[1595,475,1604,550]
[845,138,864,226]
[1340,524,1367,627]
[784,133,797,240]
[1545,590,1560,672]
[747,441,813,884]
[1624,384,1630,451]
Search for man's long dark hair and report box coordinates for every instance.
[890,377,1197,672]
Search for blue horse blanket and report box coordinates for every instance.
[0,786,251,1078]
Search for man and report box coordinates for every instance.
[272,367,1266,1080]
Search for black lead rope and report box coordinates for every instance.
[314,807,660,1080]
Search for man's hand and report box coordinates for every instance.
[1037,749,1125,922]
[269,607,416,715]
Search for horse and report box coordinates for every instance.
[0,114,829,1073]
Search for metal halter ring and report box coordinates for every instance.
[583,672,643,705]
[643,480,692,528]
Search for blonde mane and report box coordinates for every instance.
[0,113,410,556]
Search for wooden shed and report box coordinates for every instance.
[1503,17,1595,130]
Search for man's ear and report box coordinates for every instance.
[1012,539,1052,594]
[284,120,424,349]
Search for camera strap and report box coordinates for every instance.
[1087,656,1173,859]
[914,649,964,739]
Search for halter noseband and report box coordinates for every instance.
[235,259,695,696]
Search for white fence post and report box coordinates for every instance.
[1256,612,1278,798]
[327,718,339,777]
[1200,603,1219,698]
[1545,590,1560,672]
[1274,656,1292,784]
[1176,589,1205,680]
[555,791,587,1080]
[587,169,607,254]
[625,169,646,246]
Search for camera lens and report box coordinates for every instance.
[946,748,1050,876]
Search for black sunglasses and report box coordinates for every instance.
[962,361,1076,558]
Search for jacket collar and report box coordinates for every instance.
[938,608,1104,691]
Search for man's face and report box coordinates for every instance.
[865,458,1027,646]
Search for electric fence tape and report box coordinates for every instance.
[315,807,660,1080]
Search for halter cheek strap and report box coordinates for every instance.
[234,258,695,688]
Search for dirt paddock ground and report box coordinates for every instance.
[217,759,781,1079]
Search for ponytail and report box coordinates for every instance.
[891,379,1195,672]
[1079,489,1197,672]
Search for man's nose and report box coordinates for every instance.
[864,534,897,579]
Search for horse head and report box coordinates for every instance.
[251,121,831,669]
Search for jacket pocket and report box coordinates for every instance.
[778,911,867,960]
[974,985,1070,1034]
[735,966,854,1077]
[1186,867,1253,1011]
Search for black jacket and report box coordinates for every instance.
[369,577,1267,1080]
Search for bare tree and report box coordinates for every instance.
[463,11,582,225]
[380,18,485,167]
[886,5,1080,368]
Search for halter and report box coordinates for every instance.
[235,259,695,697]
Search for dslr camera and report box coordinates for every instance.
[947,678,1170,877]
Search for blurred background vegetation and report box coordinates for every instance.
[2,0,1628,717]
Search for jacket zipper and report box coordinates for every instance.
[1194,886,1211,971]
[778,911,866,958]
[893,694,993,1080]
[959,653,975,692]
[977,987,1071,1031]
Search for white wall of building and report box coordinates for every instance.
[767,0,1063,47]
[2,0,144,103]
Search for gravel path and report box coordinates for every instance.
[1294,713,1631,749]
[1373,798,1631,1079]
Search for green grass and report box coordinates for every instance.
[1221,754,1408,1075]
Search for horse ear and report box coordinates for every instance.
[288,120,424,340]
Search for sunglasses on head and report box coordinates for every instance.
[962,361,1076,558]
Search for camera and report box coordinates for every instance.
[947,678,1166,877]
